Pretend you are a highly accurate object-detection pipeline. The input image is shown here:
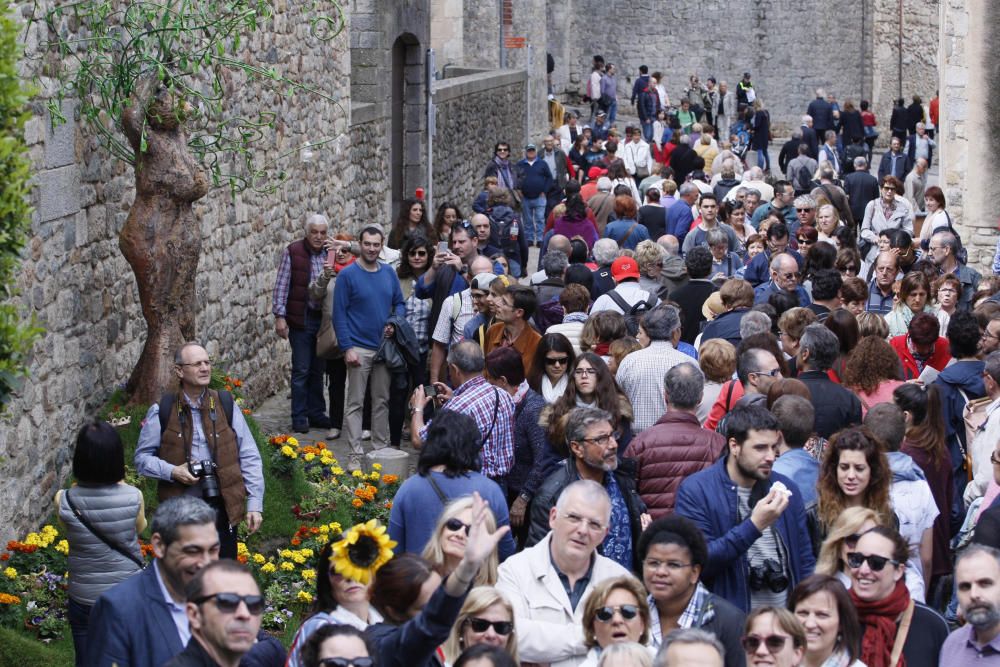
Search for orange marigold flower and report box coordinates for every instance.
[0,554,8,561]
[382,474,399,484]
[0,593,20,605]
[385,501,393,509]
[310,527,320,534]
[291,537,302,546]
[237,554,248,564]
[351,498,364,508]
[242,408,252,415]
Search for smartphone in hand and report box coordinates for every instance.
[422,384,438,398]
[437,241,450,256]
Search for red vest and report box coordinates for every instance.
[285,239,318,329]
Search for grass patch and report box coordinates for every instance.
[0,627,75,666]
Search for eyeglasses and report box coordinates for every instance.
[192,592,265,615]
[545,356,570,366]
[595,604,640,622]
[882,185,896,191]
[574,368,597,377]
[579,432,616,447]
[444,518,471,535]
[408,249,428,257]
[467,617,514,635]
[777,271,800,281]
[846,552,899,571]
[741,634,791,654]
[559,512,606,532]
[178,359,212,368]
[643,559,693,572]
[496,148,510,154]
[318,659,375,667]
[751,368,781,378]
[795,208,814,213]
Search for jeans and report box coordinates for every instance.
[68,597,92,667]
[641,120,654,143]
[212,498,238,559]
[521,194,547,244]
[288,311,328,427]
[344,347,390,456]
[756,147,770,171]
[607,99,618,125]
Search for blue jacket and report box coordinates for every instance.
[701,308,749,347]
[753,281,811,307]
[934,360,985,470]
[772,449,819,508]
[675,456,816,612]
[744,248,804,287]
[515,159,554,199]
[666,199,695,245]
[87,565,182,667]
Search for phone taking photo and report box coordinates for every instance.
[422,384,438,398]
[437,241,450,256]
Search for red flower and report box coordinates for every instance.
[0,553,8,561]
[290,537,301,546]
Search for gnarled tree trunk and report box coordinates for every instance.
[119,82,209,404]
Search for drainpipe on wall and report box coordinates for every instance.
[498,0,506,69]
[426,48,436,215]
[898,0,903,99]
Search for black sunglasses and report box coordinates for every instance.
[846,552,899,571]
[595,604,639,622]
[192,592,265,615]
[741,634,790,654]
[467,617,514,635]
[319,659,375,667]
[444,517,471,535]
[545,356,569,366]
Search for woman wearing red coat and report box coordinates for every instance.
[889,311,952,379]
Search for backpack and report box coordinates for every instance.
[606,289,657,336]
[158,390,235,433]
[532,297,564,333]
[794,163,813,194]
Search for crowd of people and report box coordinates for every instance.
[59,66,1000,667]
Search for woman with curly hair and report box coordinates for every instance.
[884,271,934,337]
[580,310,628,362]
[434,202,463,240]
[816,427,893,539]
[553,192,599,250]
[389,198,436,250]
[841,336,904,413]
[893,383,953,586]
[540,352,633,457]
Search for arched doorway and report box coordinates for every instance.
[391,33,424,215]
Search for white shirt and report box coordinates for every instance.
[890,479,939,603]
[431,289,473,345]
[966,397,1000,505]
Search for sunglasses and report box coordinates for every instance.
[318,659,375,667]
[192,592,265,615]
[796,208,815,213]
[467,617,514,635]
[741,634,791,654]
[595,604,639,622]
[444,518,471,535]
[796,238,812,244]
[545,356,569,366]
[846,552,899,571]
[408,249,428,257]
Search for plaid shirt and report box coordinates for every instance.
[405,293,432,355]
[272,244,327,316]
[616,341,691,432]
[420,375,515,478]
[648,582,712,648]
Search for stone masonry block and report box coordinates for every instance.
[35,165,81,224]
[43,99,77,170]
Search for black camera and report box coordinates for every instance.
[749,558,789,593]
[188,459,221,500]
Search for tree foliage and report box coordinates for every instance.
[0,5,43,408]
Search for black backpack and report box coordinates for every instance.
[158,390,235,432]
[795,163,814,194]
[606,289,657,336]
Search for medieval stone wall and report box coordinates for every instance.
[348,104,392,229]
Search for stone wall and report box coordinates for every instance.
[938,0,999,271]
[0,1,352,544]
[432,70,528,208]
[348,104,392,229]
[549,0,889,134]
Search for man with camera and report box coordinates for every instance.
[135,342,264,559]
[674,404,815,612]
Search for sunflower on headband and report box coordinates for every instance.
[330,519,397,584]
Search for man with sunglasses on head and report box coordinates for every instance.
[848,526,947,667]
[165,560,264,667]
[675,405,815,612]
[87,497,283,667]
[498,478,632,667]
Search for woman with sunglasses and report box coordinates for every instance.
[859,175,914,266]
[815,507,883,589]
[286,541,384,667]
[527,333,577,404]
[847,526,949,667]
[884,271,933,338]
[741,606,807,667]
[788,575,863,667]
[300,624,375,667]
[442,586,518,664]
[578,575,655,666]
[368,493,512,667]
[422,496,500,587]
[931,273,961,335]
[540,352,634,457]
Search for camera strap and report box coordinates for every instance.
[64,489,145,570]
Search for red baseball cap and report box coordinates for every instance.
[587,166,608,179]
[611,256,640,282]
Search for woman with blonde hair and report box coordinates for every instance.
[579,575,655,666]
[697,338,737,424]
[443,586,518,664]
[815,204,844,249]
[422,496,500,587]
[597,642,654,667]
[815,507,882,587]
[854,311,889,339]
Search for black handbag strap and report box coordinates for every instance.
[424,473,450,505]
[64,489,145,570]
[481,388,501,446]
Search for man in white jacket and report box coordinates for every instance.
[497,480,630,666]
[622,129,652,186]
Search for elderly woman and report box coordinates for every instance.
[579,576,655,666]
[815,204,844,249]
[919,185,952,250]
[777,307,818,372]
[885,271,934,337]
[707,228,742,283]
[443,587,518,664]
[860,175,914,265]
[635,240,667,296]
[932,273,961,336]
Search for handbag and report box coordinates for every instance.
[64,489,145,570]
[316,316,341,359]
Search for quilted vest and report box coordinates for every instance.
[285,239,316,329]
